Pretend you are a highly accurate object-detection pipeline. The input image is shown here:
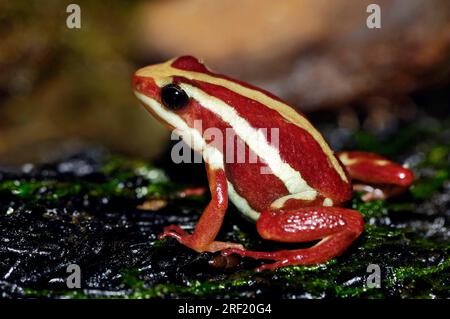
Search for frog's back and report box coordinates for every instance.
[169,56,353,215]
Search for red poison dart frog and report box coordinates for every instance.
[132,56,414,271]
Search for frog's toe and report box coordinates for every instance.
[158,224,189,242]
[161,224,188,236]
[158,230,182,241]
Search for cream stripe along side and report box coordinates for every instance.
[338,152,390,166]
[135,58,349,184]
[179,83,317,197]
[134,58,347,221]
[136,84,320,220]
[134,91,222,170]
[227,182,261,221]
[134,91,260,220]
[134,89,314,221]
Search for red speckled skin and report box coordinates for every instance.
[133,56,414,271]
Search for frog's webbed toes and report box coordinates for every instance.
[158,225,244,253]
[158,224,188,242]
[160,224,188,237]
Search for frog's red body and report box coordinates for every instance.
[133,56,414,271]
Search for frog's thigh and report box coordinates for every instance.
[224,206,364,269]
[256,206,363,244]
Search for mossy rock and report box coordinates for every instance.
[0,113,449,299]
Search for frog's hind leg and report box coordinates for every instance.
[222,207,364,271]
[337,151,414,201]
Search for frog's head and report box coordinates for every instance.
[132,56,213,132]
[133,55,279,155]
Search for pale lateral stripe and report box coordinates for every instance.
[180,83,318,197]
[270,191,318,210]
[136,59,348,183]
[134,91,225,171]
[227,181,261,222]
[202,144,225,170]
[338,152,389,166]
[337,153,358,166]
[323,198,333,207]
[134,91,206,154]
[135,90,261,221]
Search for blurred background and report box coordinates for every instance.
[0,0,449,165]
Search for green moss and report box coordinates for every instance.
[100,156,168,183]
[393,257,450,282]
[127,276,257,299]
[410,145,449,200]
[425,145,450,168]
[410,169,449,200]
[0,156,184,209]
[352,195,387,219]
[352,125,422,157]
[23,287,89,299]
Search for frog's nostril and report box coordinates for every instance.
[132,75,143,90]
[132,75,159,98]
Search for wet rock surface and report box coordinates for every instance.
[0,111,449,299]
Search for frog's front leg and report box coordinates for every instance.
[337,151,414,201]
[159,162,244,253]
[223,206,364,271]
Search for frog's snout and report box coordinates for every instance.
[132,72,160,100]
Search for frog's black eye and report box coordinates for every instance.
[160,84,189,110]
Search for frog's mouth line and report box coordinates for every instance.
[133,90,175,131]
[134,90,207,155]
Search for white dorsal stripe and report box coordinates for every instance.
[180,83,317,197]
[136,59,348,183]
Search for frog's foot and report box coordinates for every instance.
[160,224,189,237]
[337,151,414,201]
[159,224,244,253]
[222,236,346,272]
[222,207,364,272]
